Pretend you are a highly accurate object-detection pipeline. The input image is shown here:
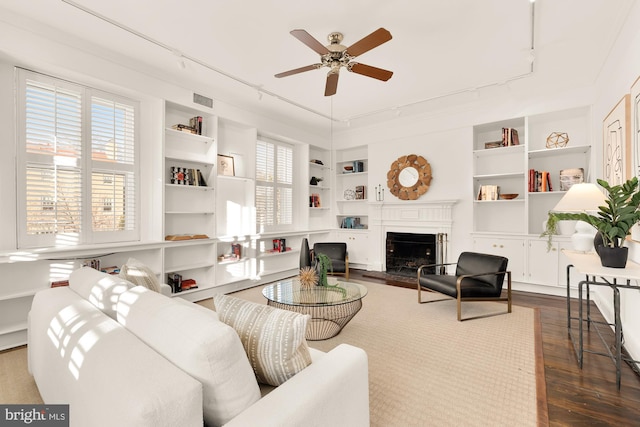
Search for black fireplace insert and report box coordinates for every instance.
[385,232,446,277]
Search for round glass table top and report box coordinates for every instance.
[262,278,368,307]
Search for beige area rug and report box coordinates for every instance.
[221,280,549,427]
[0,346,43,404]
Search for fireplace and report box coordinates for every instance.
[385,232,447,277]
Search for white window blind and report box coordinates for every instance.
[256,138,293,231]
[90,96,136,234]
[17,69,139,248]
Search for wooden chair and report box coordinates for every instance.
[417,251,511,321]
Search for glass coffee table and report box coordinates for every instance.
[262,278,368,340]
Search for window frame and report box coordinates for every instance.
[16,68,140,249]
[255,137,294,233]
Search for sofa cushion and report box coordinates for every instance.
[117,287,260,426]
[118,257,162,293]
[214,294,312,387]
[69,266,134,319]
[29,287,204,427]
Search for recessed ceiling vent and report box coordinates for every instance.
[193,93,213,109]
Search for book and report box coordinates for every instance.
[197,169,208,187]
[51,280,69,288]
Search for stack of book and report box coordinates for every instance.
[170,167,208,186]
[529,169,553,192]
[309,193,321,207]
[171,116,203,135]
[502,128,520,146]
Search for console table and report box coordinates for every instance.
[563,250,640,389]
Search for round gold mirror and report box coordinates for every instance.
[387,154,432,200]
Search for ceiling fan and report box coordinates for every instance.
[275,28,393,96]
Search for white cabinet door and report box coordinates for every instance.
[336,231,369,265]
[527,239,559,286]
[473,236,526,282]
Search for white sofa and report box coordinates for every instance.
[28,267,369,427]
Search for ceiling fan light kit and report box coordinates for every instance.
[275,27,393,96]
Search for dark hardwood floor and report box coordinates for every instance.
[351,269,640,426]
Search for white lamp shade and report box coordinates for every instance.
[552,183,606,212]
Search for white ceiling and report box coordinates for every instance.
[0,0,636,133]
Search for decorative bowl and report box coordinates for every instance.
[343,165,354,172]
[499,193,518,200]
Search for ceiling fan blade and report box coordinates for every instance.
[349,63,393,81]
[275,64,321,78]
[290,29,330,55]
[324,72,339,96]
[346,28,392,57]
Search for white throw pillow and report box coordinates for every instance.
[69,266,134,319]
[117,287,260,426]
[118,257,162,293]
[214,294,312,386]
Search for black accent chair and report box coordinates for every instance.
[417,252,511,321]
[312,242,349,281]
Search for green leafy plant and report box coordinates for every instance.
[541,177,640,250]
[314,252,333,286]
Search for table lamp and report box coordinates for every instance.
[552,183,607,252]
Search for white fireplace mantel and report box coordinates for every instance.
[370,200,457,231]
[365,200,458,271]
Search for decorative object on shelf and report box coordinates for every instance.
[343,165,354,173]
[343,189,356,200]
[355,185,366,200]
[477,185,499,201]
[309,176,323,185]
[602,94,631,186]
[165,234,209,241]
[374,184,385,201]
[546,132,569,148]
[499,193,518,200]
[310,159,324,165]
[314,252,333,286]
[340,216,363,229]
[484,141,503,149]
[298,266,318,288]
[217,154,235,176]
[387,154,432,200]
[300,238,311,268]
[559,168,584,191]
[542,178,640,268]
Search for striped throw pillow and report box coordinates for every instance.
[214,294,312,386]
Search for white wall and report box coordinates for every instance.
[366,127,473,258]
[592,0,640,366]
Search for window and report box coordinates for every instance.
[256,138,293,232]
[17,69,139,248]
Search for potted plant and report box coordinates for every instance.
[542,177,640,268]
[314,252,333,286]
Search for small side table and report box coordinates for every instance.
[563,250,640,389]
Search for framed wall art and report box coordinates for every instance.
[630,76,640,241]
[602,94,631,186]
[217,154,235,176]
